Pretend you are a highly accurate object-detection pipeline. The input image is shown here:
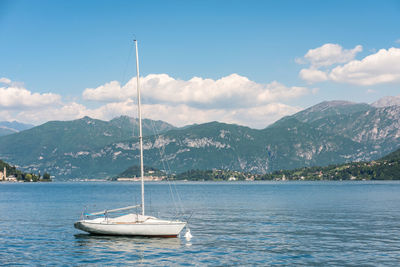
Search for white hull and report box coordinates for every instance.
[74,214,186,237]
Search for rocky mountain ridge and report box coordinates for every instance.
[371,94,400,108]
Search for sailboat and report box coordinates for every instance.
[74,39,187,237]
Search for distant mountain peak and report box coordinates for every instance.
[81,116,95,121]
[372,95,400,108]
[314,100,357,109]
[0,121,34,136]
[111,115,131,120]
[326,100,354,105]
[289,100,372,124]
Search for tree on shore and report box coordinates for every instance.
[42,173,51,180]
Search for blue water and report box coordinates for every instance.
[1,181,400,265]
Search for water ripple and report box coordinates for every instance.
[1,181,400,265]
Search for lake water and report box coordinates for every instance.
[1,181,400,265]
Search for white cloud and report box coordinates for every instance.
[329,48,400,85]
[82,80,132,102]
[0,77,11,85]
[12,102,89,123]
[85,99,136,120]
[0,78,87,124]
[299,69,328,83]
[83,73,309,109]
[301,43,363,68]
[0,79,61,109]
[79,74,310,128]
[299,44,400,86]
[311,88,319,94]
[79,74,306,128]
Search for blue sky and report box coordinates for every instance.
[1,0,399,127]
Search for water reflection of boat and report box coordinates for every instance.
[74,233,182,251]
[74,234,183,265]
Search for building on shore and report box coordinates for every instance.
[0,167,6,181]
[0,167,18,182]
[117,176,165,182]
[6,175,17,182]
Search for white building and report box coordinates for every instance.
[0,167,6,181]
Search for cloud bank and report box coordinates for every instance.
[0,75,310,129]
[298,44,400,86]
[298,43,362,68]
[83,73,309,109]
[329,48,400,85]
[0,79,61,109]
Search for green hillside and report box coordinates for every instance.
[381,148,400,161]
[0,116,175,177]
[259,147,400,181]
[175,148,400,181]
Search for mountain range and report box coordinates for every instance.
[0,97,399,180]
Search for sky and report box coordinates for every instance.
[1,0,400,128]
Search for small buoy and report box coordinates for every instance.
[184,229,192,240]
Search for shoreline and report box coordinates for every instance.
[11,179,399,183]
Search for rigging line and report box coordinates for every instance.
[121,45,136,140]
[149,121,178,212]
[163,150,185,215]
[152,126,185,215]
[121,45,134,87]
[151,123,185,216]
[159,138,186,217]
[164,154,184,216]
[149,120,185,216]
[146,120,175,206]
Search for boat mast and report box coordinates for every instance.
[134,39,145,216]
